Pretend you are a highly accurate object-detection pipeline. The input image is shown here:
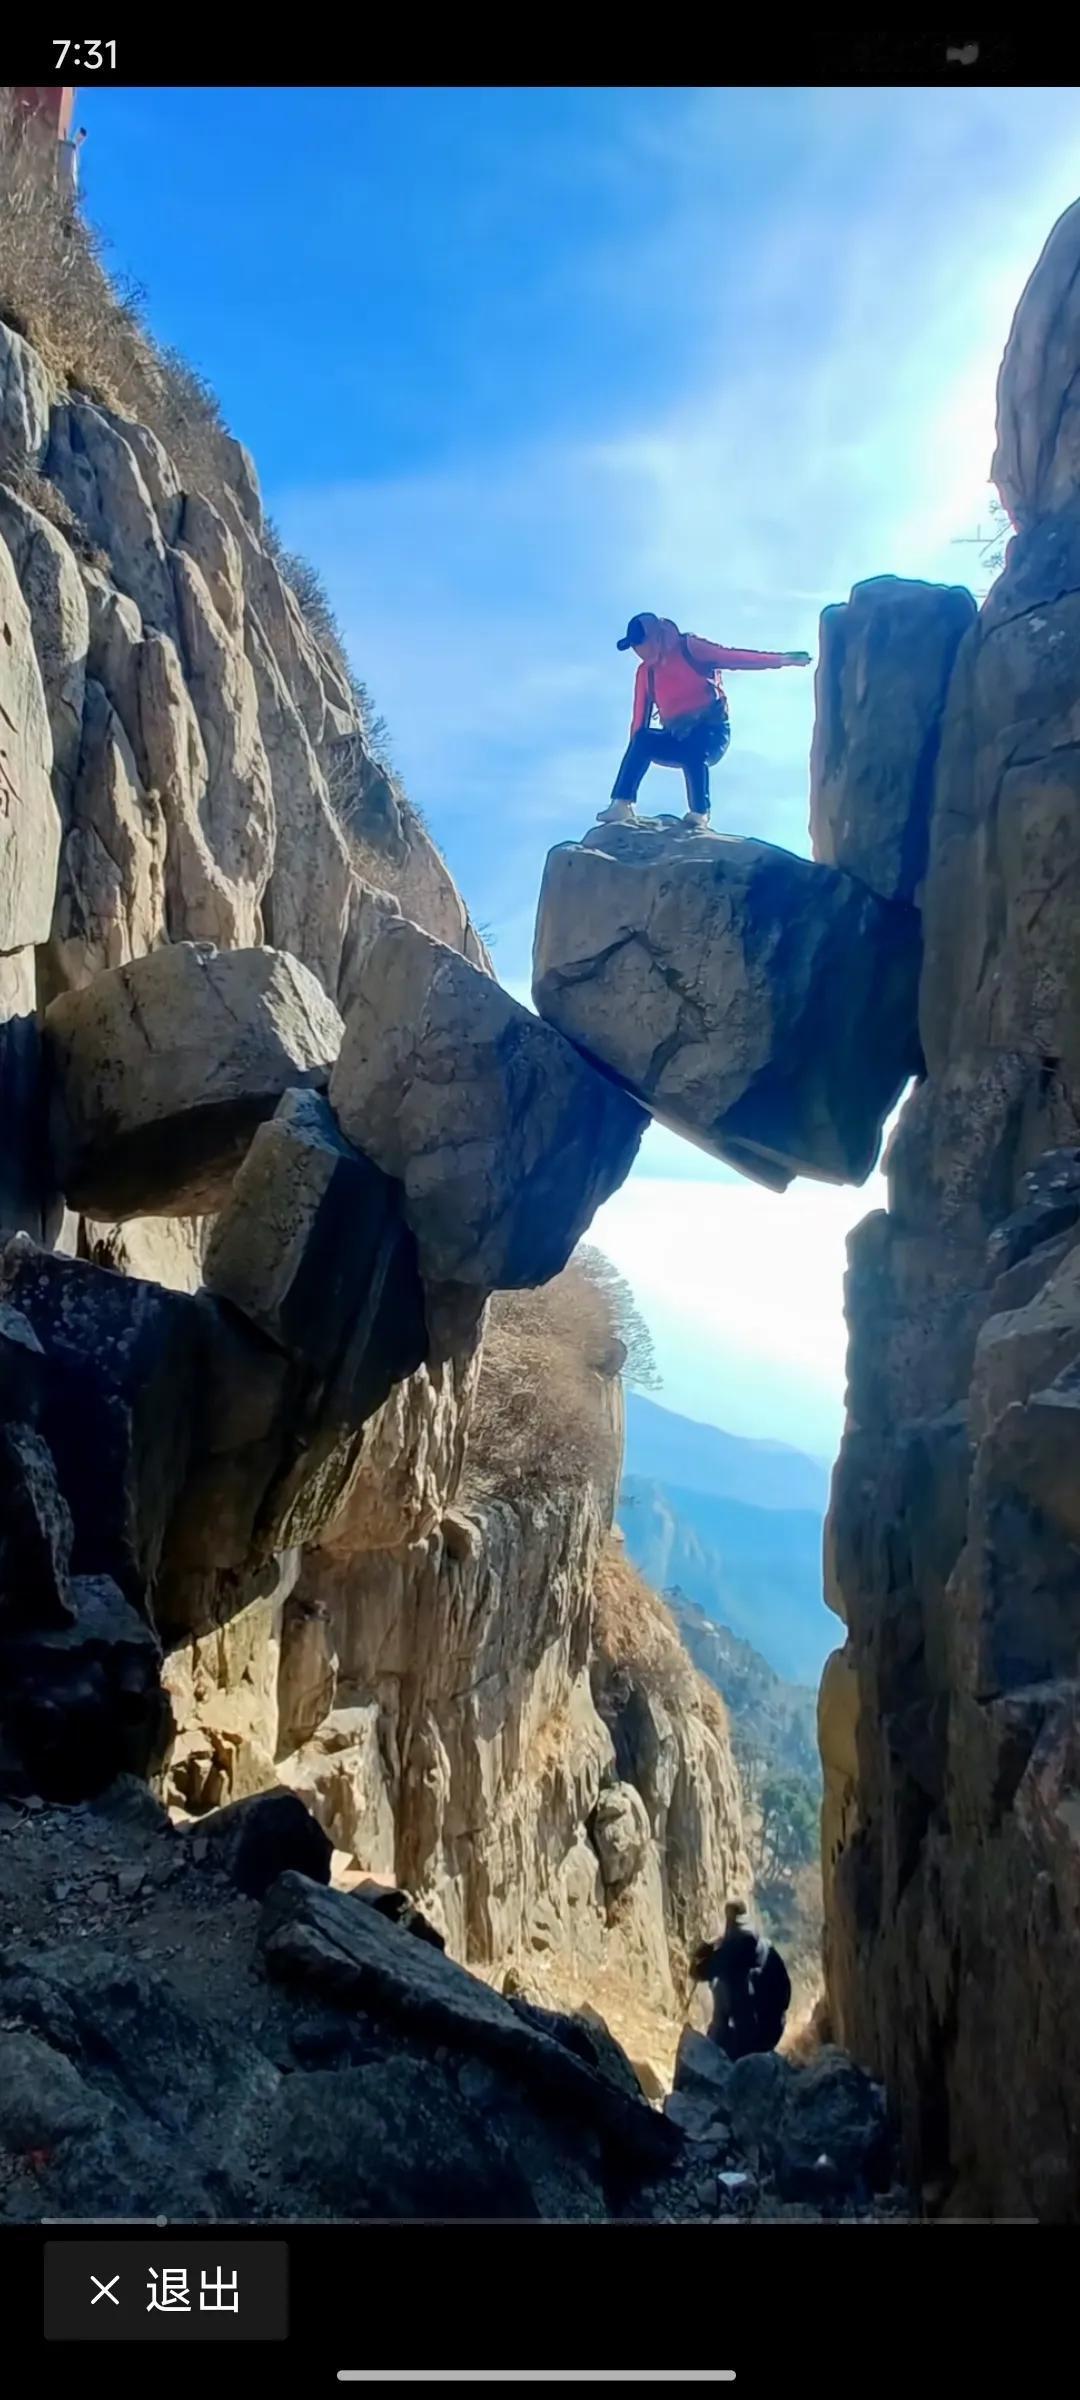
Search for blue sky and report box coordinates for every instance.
[77,85,1080,1454]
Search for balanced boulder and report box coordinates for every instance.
[45,941,345,1217]
[330,914,646,1287]
[532,822,922,1192]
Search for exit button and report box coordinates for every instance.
[44,2242,288,2341]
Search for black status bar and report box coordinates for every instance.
[0,37,1069,89]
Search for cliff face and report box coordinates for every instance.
[0,293,744,2058]
[817,199,1080,2220]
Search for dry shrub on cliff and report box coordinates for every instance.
[0,99,409,818]
[592,1539,731,1743]
[465,1256,626,1500]
[0,97,236,501]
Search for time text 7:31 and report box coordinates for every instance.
[53,41,119,70]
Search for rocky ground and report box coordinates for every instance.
[0,1779,910,2225]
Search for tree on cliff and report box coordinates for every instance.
[576,1245,662,1392]
[754,1771,818,1883]
[952,493,1012,599]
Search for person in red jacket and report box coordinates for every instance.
[600,611,811,830]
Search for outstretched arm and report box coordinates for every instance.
[686,634,811,672]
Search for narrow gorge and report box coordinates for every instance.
[2,108,1079,2222]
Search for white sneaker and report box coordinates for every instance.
[682,810,710,831]
[596,799,640,825]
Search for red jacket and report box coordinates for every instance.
[630,630,794,736]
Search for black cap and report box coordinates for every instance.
[616,615,648,651]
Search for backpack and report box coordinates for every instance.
[749,1940,791,2035]
[644,635,728,728]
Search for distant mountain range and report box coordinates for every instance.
[625,1392,831,1515]
[618,1394,836,1685]
[668,1592,819,1786]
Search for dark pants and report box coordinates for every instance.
[611,704,730,815]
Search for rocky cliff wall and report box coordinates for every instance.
[817,198,1080,2221]
[0,299,745,2046]
[162,1323,748,2040]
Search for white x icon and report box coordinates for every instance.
[90,2274,120,2306]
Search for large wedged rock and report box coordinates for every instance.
[45,941,344,1216]
[204,1088,427,1426]
[533,823,922,1191]
[0,529,61,954]
[993,196,1080,529]
[810,576,975,901]
[330,914,646,1287]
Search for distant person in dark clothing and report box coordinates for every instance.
[691,1900,792,2058]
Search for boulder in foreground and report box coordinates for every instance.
[330,915,646,1287]
[532,822,922,1192]
[46,941,344,1217]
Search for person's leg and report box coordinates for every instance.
[681,710,730,824]
[610,726,680,802]
[601,727,686,822]
[679,725,713,822]
[681,735,709,817]
[681,705,734,820]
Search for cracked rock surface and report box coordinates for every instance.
[532,821,922,1191]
